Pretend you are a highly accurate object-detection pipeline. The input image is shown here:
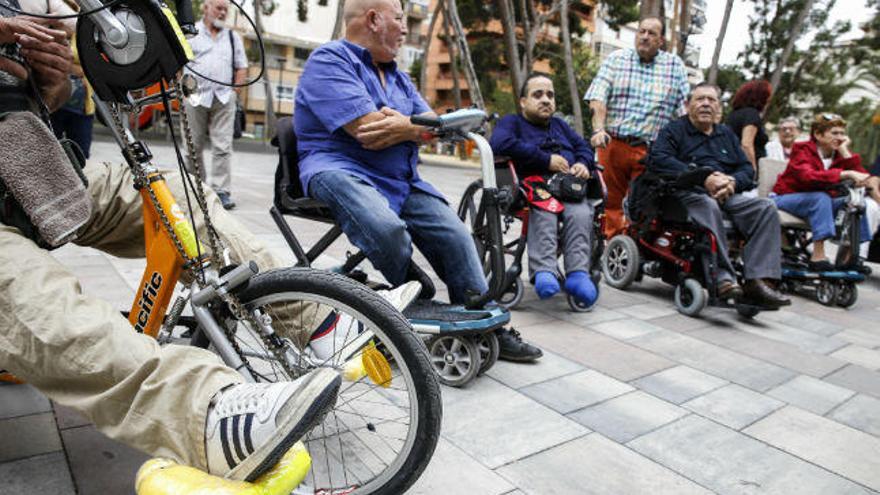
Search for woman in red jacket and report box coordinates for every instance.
[771,114,880,270]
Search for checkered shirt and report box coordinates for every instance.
[583,48,689,143]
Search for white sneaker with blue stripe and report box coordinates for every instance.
[204,368,341,481]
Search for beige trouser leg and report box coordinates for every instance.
[0,161,311,470]
[182,96,235,195]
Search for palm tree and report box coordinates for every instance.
[708,0,734,85]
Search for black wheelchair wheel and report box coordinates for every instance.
[473,332,500,375]
[835,282,858,308]
[426,334,481,387]
[601,235,640,289]
[498,276,525,309]
[816,280,838,306]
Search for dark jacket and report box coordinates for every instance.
[649,116,755,193]
[489,114,595,178]
[772,140,865,196]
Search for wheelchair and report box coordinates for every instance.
[756,158,867,308]
[600,167,771,318]
[269,110,511,387]
[456,159,607,312]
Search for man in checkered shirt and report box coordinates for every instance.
[584,16,689,238]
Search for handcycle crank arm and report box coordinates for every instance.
[191,304,256,382]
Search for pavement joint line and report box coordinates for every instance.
[562,387,641,417]
[820,391,861,419]
[485,431,592,472]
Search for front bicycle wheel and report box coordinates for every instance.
[204,268,442,495]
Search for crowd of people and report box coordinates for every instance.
[2,0,880,484]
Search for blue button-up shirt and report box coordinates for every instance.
[649,116,755,192]
[489,114,595,178]
[294,40,440,213]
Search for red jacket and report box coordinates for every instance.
[772,140,865,195]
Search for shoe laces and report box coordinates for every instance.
[213,386,268,417]
[507,328,523,342]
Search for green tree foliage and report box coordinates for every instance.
[602,0,639,30]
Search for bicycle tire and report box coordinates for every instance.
[203,267,442,495]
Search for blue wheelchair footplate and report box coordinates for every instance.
[403,300,510,335]
[782,267,866,282]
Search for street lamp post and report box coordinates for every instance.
[275,56,287,117]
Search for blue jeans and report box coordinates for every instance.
[309,170,489,304]
[773,191,871,242]
[50,109,94,158]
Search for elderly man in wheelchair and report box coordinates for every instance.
[282,0,542,362]
[489,73,600,309]
[647,82,791,308]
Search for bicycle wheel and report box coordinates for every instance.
[199,267,441,495]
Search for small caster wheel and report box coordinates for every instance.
[498,277,524,309]
[567,293,597,312]
[815,280,838,306]
[835,282,858,308]
[674,278,707,317]
[472,332,500,375]
[426,335,480,387]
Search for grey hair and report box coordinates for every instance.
[778,116,800,128]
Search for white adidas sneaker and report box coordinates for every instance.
[204,368,341,481]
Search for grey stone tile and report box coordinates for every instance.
[496,434,713,495]
[53,403,91,430]
[633,365,728,404]
[589,318,665,340]
[760,309,844,336]
[648,312,714,333]
[508,307,559,328]
[60,425,150,495]
[0,384,51,419]
[485,350,584,390]
[441,377,588,469]
[829,394,880,437]
[736,317,848,355]
[0,452,75,495]
[593,287,652,309]
[520,370,633,414]
[518,321,675,381]
[682,384,785,430]
[824,365,880,399]
[830,345,880,370]
[745,406,880,491]
[0,413,62,462]
[407,438,515,495]
[616,303,679,321]
[554,306,629,326]
[766,375,856,416]
[837,328,880,349]
[630,331,796,392]
[686,326,847,378]
[567,391,688,443]
[629,415,873,494]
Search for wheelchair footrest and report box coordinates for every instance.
[782,267,866,282]
[404,300,510,335]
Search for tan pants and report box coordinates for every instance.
[0,161,285,469]
[183,95,236,195]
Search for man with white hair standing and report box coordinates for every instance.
[183,0,247,210]
[294,0,543,362]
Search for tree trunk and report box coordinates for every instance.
[419,0,445,92]
[498,0,523,111]
[254,0,277,139]
[677,0,691,58]
[332,0,345,39]
[442,10,463,109]
[640,0,664,19]
[445,0,485,109]
[559,0,583,134]
[769,0,814,97]
[707,0,734,85]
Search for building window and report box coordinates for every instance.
[276,85,295,102]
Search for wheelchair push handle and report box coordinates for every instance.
[410,109,488,136]
[411,115,442,128]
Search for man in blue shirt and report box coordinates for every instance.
[649,83,790,308]
[490,73,598,307]
[295,0,541,361]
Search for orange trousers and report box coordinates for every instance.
[597,138,647,238]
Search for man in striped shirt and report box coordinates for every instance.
[584,16,689,238]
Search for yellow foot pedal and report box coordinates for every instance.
[136,442,311,495]
[342,342,392,388]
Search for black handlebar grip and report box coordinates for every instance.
[176,0,198,36]
[411,115,442,127]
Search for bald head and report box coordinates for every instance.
[343,0,406,64]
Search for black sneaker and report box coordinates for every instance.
[218,192,236,210]
[496,328,542,362]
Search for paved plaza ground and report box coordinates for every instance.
[2,136,880,494]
